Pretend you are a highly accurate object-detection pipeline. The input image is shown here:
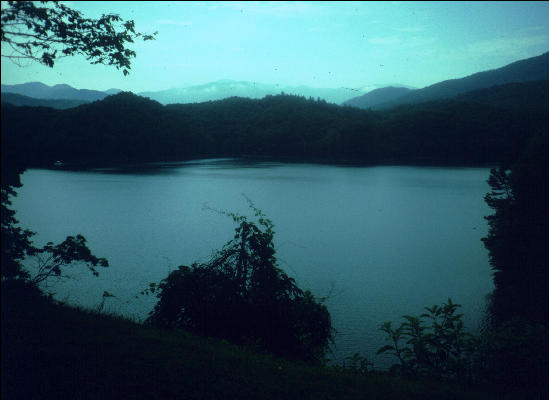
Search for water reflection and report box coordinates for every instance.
[85,158,285,175]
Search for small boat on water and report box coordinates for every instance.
[53,160,64,167]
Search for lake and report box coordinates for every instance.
[14,159,494,367]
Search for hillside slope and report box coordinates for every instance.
[1,92,90,109]
[344,87,413,109]
[374,51,549,109]
[2,283,501,400]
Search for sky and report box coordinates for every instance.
[1,1,549,92]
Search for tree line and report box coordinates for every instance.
[2,80,548,171]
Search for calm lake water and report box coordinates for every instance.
[14,159,494,367]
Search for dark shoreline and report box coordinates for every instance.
[37,155,498,172]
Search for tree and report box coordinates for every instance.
[1,0,150,287]
[476,132,549,395]
[1,178,34,282]
[1,168,109,285]
[482,133,549,326]
[146,200,333,362]
[1,0,156,74]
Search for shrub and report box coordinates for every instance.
[147,200,333,362]
[377,299,478,380]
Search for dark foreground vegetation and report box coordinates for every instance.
[145,203,333,363]
[2,280,518,400]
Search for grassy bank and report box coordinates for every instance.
[2,283,508,400]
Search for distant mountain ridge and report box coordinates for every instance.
[0,81,113,102]
[1,80,404,106]
[0,92,89,109]
[139,80,373,105]
[347,51,549,110]
[343,86,413,109]
[3,51,548,108]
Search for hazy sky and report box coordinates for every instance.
[2,1,549,92]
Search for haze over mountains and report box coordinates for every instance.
[344,51,549,110]
[343,86,414,109]
[1,51,548,110]
[0,82,115,102]
[139,80,380,105]
[1,80,391,106]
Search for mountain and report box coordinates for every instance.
[1,82,119,102]
[4,80,548,170]
[4,50,547,108]
[455,79,549,110]
[1,92,89,109]
[104,88,123,95]
[139,80,371,105]
[343,86,413,109]
[1,80,410,106]
[369,51,549,110]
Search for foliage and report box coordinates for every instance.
[1,182,34,281]
[478,133,549,396]
[476,318,549,395]
[0,104,108,290]
[3,284,500,400]
[341,352,374,375]
[1,179,109,286]
[482,133,549,326]
[377,299,478,380]
[3,81,548,168]
[29,234,108,285]
[1,0,156,74]
[146,200,333,362]
[1,0,144,294]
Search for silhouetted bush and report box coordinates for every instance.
[377,299,478,380]
[147,201,333,362]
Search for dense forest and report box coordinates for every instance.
[2,80,548,171]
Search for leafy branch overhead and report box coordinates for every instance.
[1,0,157,75]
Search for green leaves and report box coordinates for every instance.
[2,173,108,286]
[377,299,478,379]
[26,234,109,285]
[1,0,157,72]
[147,203,333,362]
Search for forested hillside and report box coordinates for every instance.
[2,80,548,169]
[370,51,549,109]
